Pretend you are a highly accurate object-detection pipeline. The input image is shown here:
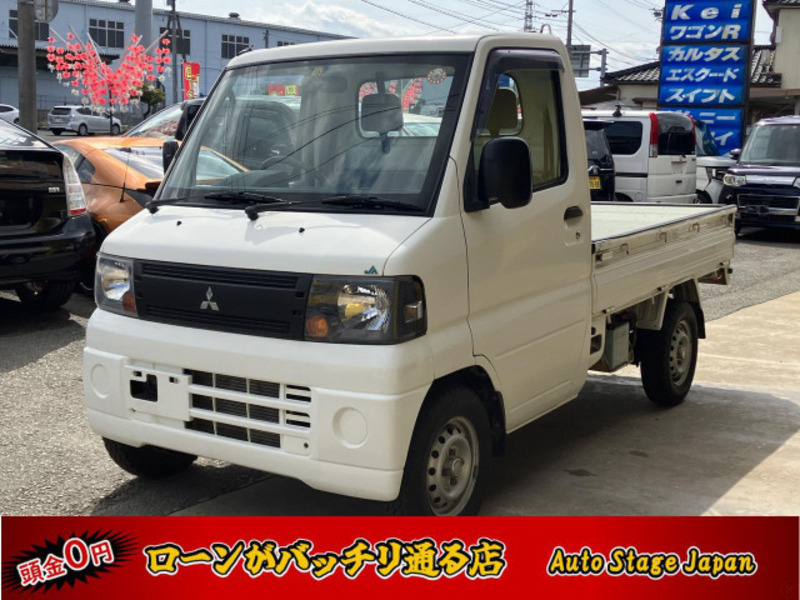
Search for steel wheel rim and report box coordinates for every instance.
[669,319,693,386]
[425,416,479,516]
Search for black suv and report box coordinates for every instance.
[721,116,800,233]
[583,119,616,202]
[0,120,94,310]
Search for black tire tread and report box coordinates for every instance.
[15,281,74,311]
[639,300,698,407]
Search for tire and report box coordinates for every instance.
[638,300,698,407]
[103,438,196,479]
[78,123,88,136]
[13,118,19,124]
[734,220,742,236]
[615,193,633,202]
[15,281,75,311]
[387,385,491,516]
[51,129,62,136]
[696,191,712,204]
[111,124,120,135]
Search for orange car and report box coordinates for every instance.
[54,136,165,237]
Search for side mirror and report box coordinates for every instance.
[175,99,203,142]
[479,137,531,210]
[729,148,741,161]
[162,139,179,171]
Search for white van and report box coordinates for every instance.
[583,109,697,203]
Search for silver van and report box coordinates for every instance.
[47,105,122,136]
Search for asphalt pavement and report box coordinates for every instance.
[0,227,798,516]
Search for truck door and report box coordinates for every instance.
[461,49,592,430]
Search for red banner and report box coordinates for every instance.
[2,517,797,599]
[182,62,200,100]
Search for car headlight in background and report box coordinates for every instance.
[794,178,800,189]
[305,276,425,344]
[723,173,746,187]
[95,255,137,317]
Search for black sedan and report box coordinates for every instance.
[0,119,94,310]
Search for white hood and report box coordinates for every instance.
[102,206,429,276]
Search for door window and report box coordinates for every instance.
[471,60,566,201]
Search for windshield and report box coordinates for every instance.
[159,54,469,213]
[125,104,184,139]
[585,129,611,165]
[740,123,800,165]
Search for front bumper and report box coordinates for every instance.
[0,214,94,288]
[84,309,435,501]
[721,185,800,229]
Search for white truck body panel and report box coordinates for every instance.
[83,34,735,507]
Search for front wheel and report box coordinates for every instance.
[15,281,74,311]
[103,439,197,478]
[638,300,699,406]
[387,385,491,516]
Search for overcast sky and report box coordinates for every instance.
[166,0,775,90]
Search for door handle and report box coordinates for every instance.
[564,206,584,221]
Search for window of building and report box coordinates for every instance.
[276,41,296,47]
[89,19,125,49]
[159,27,190,55]
[8,10,50,41]
[221,34,249,59]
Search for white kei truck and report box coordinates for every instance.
[84,34,736,516]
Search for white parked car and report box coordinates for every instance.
[583,108,697,203]
[694,118,736,204]
[47,105,122,136]
[0,103,19,124]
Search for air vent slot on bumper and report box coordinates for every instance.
[183,370,312,452]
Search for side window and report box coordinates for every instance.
[472,66,564,193]
[605,121,643,155]
[77,108,92,116]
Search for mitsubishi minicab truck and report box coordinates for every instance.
[84,34,736,516]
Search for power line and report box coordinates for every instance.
[361,0,459,33]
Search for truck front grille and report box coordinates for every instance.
[183,369,312,449]
[739,195,800,210]
[134,260,312,340]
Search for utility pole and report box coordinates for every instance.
[598,48,608,80]
[167,0,180,104]
[17,0,37,132]
[524,0,533,32]
[566,0,574,47]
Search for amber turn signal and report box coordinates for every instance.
[305,314,330,338]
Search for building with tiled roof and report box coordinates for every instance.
[581,1,800,119]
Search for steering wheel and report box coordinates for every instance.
[258,153,329,186]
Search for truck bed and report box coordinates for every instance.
[591,203,737,317]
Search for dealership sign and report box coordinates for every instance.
[658,1,755,153]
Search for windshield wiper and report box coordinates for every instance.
[321,195,425,213]
[146,191,296,216]
[146,196,190,214]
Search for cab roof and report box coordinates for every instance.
[228,33,562,69]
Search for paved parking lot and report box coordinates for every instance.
[1,228,798,516]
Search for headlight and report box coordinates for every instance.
[723,173,746,187]
[304,276,425,344]
[95,254,137,317]
[794,178,800,189]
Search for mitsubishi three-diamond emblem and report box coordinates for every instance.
[200,287,219,311]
